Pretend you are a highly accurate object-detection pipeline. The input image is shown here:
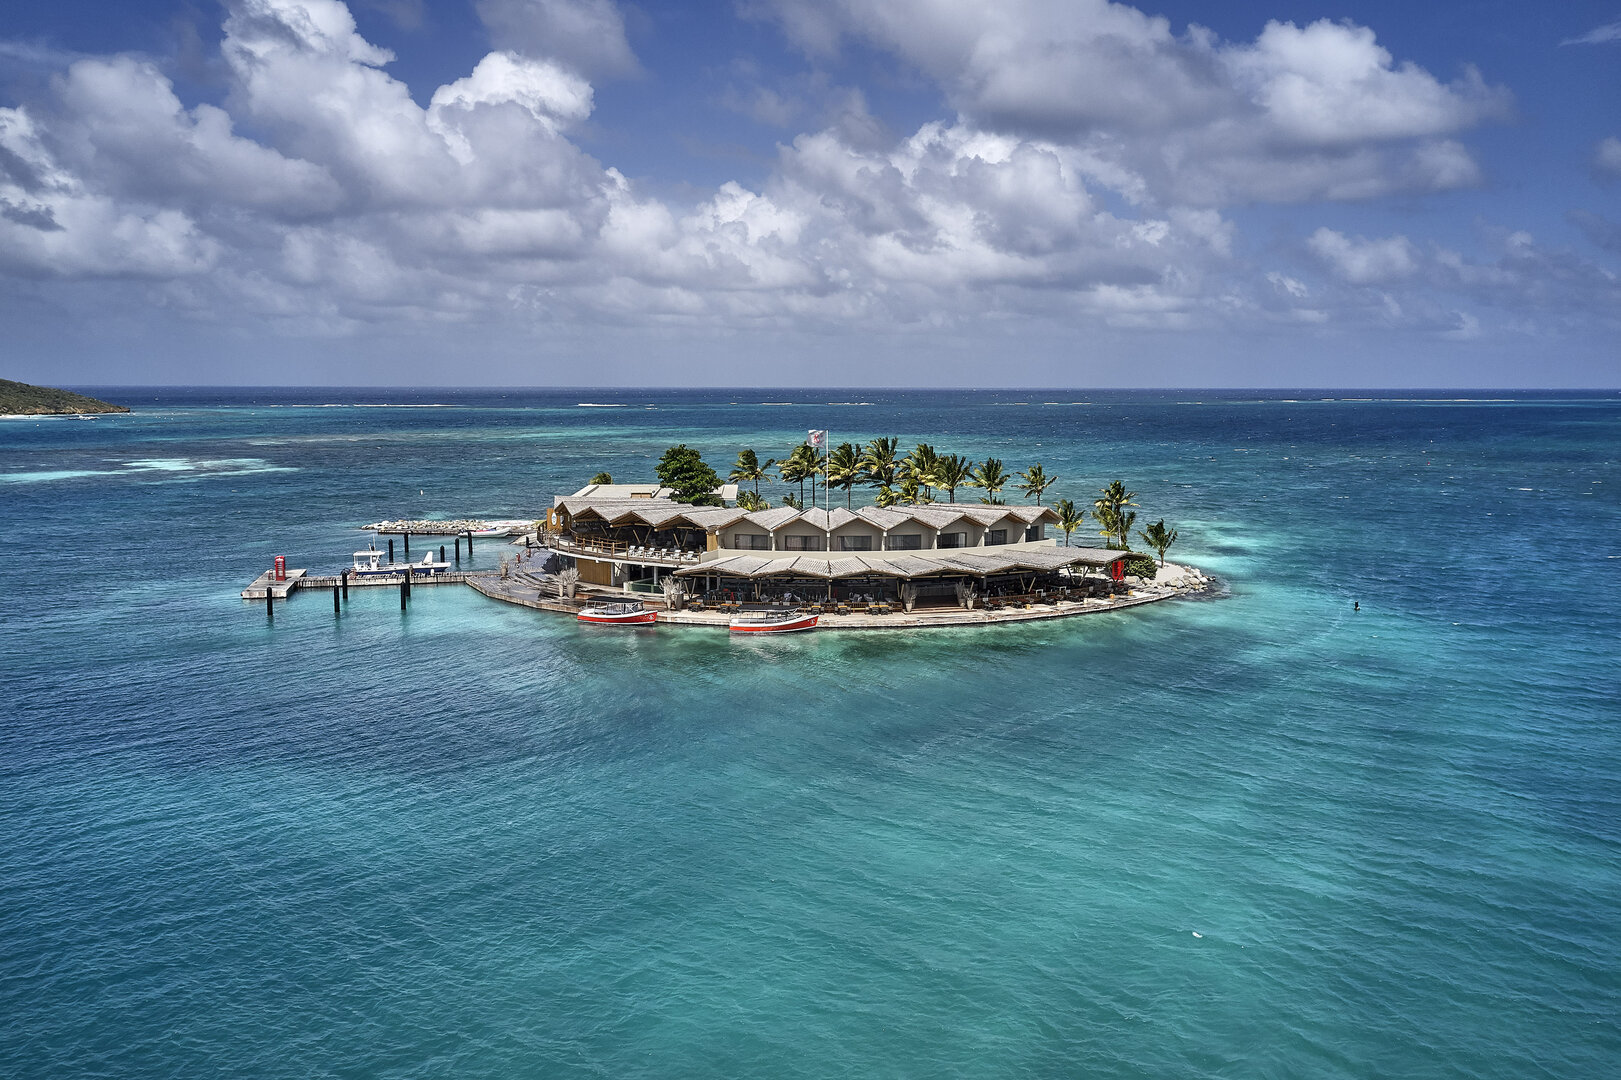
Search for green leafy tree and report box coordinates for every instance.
[825,442,862,507]
[589,472,613,485]
[1054,499,1086,546]
[729,449,775,496]
[1093,481,1138,548]
[934,454,972,502]
[1138,519,1179,566]
[779,445,815,506]
[969,458,1009,502]
[896,474,932,505]
[901,443,942,499]
[1016,463,1056,505]
[860,437,901,489]
[655,444,723,506]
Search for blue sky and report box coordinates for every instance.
[1,0,1617,386]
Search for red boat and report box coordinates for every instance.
[729,609,819,634]
[577,600,657,625]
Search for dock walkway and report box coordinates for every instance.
[241,568,306,599]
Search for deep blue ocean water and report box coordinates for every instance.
[3,388,1619,1078]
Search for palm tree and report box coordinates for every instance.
[1054,498,1086,546]
[969,458,1009,503]
[1093,480,1138,548]
[825,442,862,507]
[1016,463,1056,505]
[1138,519,1179,566]
[778,447,811,506]
[729,449,774,496]
[859,437,900,489]
[873,484,901,508]
[935,454,972,502]
[896,475,931,504]
[735,490,769,512]
[901,443,942,499]
[589,472,612,485]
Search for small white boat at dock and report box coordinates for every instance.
[351,546,453,577]
[729,609,819,634]
[577,600,657,625]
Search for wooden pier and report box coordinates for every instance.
[241,568,307,599]
[241,569,486,599]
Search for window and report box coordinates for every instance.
[886,533,922,550]
[732,532,770,550]
[987,529,1007,545]
[783,534,826,551]
[837,535,873,551]
[938,532,966,548]
[1025,525,1044,542]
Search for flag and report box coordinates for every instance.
[806,429,826,448]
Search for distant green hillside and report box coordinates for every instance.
[0,378,130,415]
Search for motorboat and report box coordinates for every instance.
[577,600,657,625]
[350,546,453,577]
[729,609,819,634]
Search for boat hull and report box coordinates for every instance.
[730,613,819,634]
[577,609,657,625]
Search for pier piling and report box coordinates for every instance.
[334,581,341,614]
[388,539,395,561]
[400,574,407,610]
[440,545,446,564]
[341,569,348,599]
[404,532,410,556]
[266,588,274,621]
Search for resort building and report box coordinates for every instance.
[545,494,1131,608]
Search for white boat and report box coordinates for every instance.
[577,600,657,625]
[729,609,819,634]
[350,546,453,577]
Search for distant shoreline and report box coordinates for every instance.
[0,379,129,416]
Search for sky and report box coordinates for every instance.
[0,0,1617,387]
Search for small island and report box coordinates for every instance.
[0,378,129,415]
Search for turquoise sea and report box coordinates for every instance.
[2,389,1618,1078]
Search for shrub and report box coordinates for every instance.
[1122,552,1157,579]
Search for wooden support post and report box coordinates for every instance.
[388,538,395,562]
[440,545,446,564]
[400,574,408,610]
[334,581,341,614]
[405,566,413,597]
[341,568,349,599]
[404,532,410,555]
[266,586,274,620]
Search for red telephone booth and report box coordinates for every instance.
[1110,558,1125,582]
[274,555,286,582]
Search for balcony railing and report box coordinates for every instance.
[549,532,703,565]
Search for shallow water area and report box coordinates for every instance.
[2,388,1619,1078]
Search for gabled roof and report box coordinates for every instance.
[675,546,1125,579]
[853,506,912,530]
[741,506,801,531]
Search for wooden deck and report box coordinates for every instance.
[240,568,306,599]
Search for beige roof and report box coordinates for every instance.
[557,496,1057,535]
[675,546,1124,580]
